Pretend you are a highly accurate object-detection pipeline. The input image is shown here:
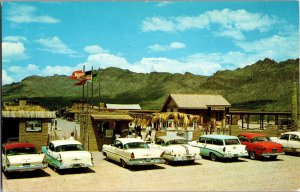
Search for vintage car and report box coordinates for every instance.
[102,138,165,168]
[41,140,94,171]
[238,133,284,160]
[189,134,248,161]
[2,142,47,173]
[270,131,300,155]
[148,135,201,164]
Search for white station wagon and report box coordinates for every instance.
[102,138,165,168]
[2,142,47,173]
[189,135,248,161]
[42,140,94,171]
[148,135,201,164]
[271,131,300,155]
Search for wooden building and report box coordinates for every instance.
[79,104,139,151]
[160,94,231,130]
[2,99,56,151]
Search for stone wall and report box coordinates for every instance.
[19,118,49,152]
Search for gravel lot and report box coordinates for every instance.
[2,152,300,192]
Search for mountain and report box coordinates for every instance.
[2,58,299,111]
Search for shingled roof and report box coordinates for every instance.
[161,94,231,111]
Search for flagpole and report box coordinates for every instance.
[82,65,85,112]
[91,66,94,109]
[98,67,101,105]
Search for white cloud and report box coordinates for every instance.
[141,8,278,40]
[2,41,26,62]
[36,36,77,56]
[2,70,15,85]
[42,66,74,76]
[141,16,175,32]
[84,45,109,54]
[148,42,186,52]
[236,33,299,60]
[7,4,59,24]
[156,1,173,7]
[3,36,27,42]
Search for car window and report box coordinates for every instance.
[114,140,123,149]
[290,134,300,141]
[279,134,289,140]
[6,147,38,156]
[224,139,240,145]
[55,144,83,152]
[199,137,206,143]
[206,138,213,144]
[49,143,55,151]
[212,139,224,146]
[238,136,249,142]
[155,139,165,145]
[250,136,270,142]
[124,142,149,149]
[166,139,187,145]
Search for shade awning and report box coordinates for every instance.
[91,114,133,121]
[2,111,56,118]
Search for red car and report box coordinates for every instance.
[237,133,284,160]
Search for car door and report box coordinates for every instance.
[200,138,211,157]
[46,142,60,164]
[278,134,290,149]
[287,134,300,151]
[112,140,123,162]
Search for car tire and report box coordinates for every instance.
[249,151,256,160]
[232,157,239,161]
[165,160,170,165]
[121,159,127,168]
[103,153,108,160]
[210,153,217,161]
[270,155,277,160]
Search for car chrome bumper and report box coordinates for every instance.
[58,163,94,169]
[128,158,165,165]
[223,152,248,158]
[4,164,47,172]
[168,155,201,162]
[261,152,284,157]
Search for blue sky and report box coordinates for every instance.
[2,1,299,85]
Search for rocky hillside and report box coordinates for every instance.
[2,58,299,111]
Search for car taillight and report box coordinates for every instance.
[91,153,94,162]
[160,151,165,157]
[131,152,135,159]
[223,147,226,152]
[58,154,63,163]
[6,158,10,167]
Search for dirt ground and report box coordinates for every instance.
[2,152,300,192]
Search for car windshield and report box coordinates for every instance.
[6,147,38,156]
[124,142,149,149]
[166,139,188,145]
[251,136,270,142]
[224,139,240,145]
[55,144,84,152]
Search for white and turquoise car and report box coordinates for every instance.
[42,140,94,172]
[189,135,248,161]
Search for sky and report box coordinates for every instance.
[2,1,299,85]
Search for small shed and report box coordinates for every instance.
[2,100,56,151]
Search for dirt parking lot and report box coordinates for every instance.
[2,153,300,192]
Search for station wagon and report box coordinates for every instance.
[189,135,248,161]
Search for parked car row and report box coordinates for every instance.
[2,131,299,174]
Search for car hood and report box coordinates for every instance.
[256,141,282,149]
[127,148,164,159]
[7,154,45,165]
